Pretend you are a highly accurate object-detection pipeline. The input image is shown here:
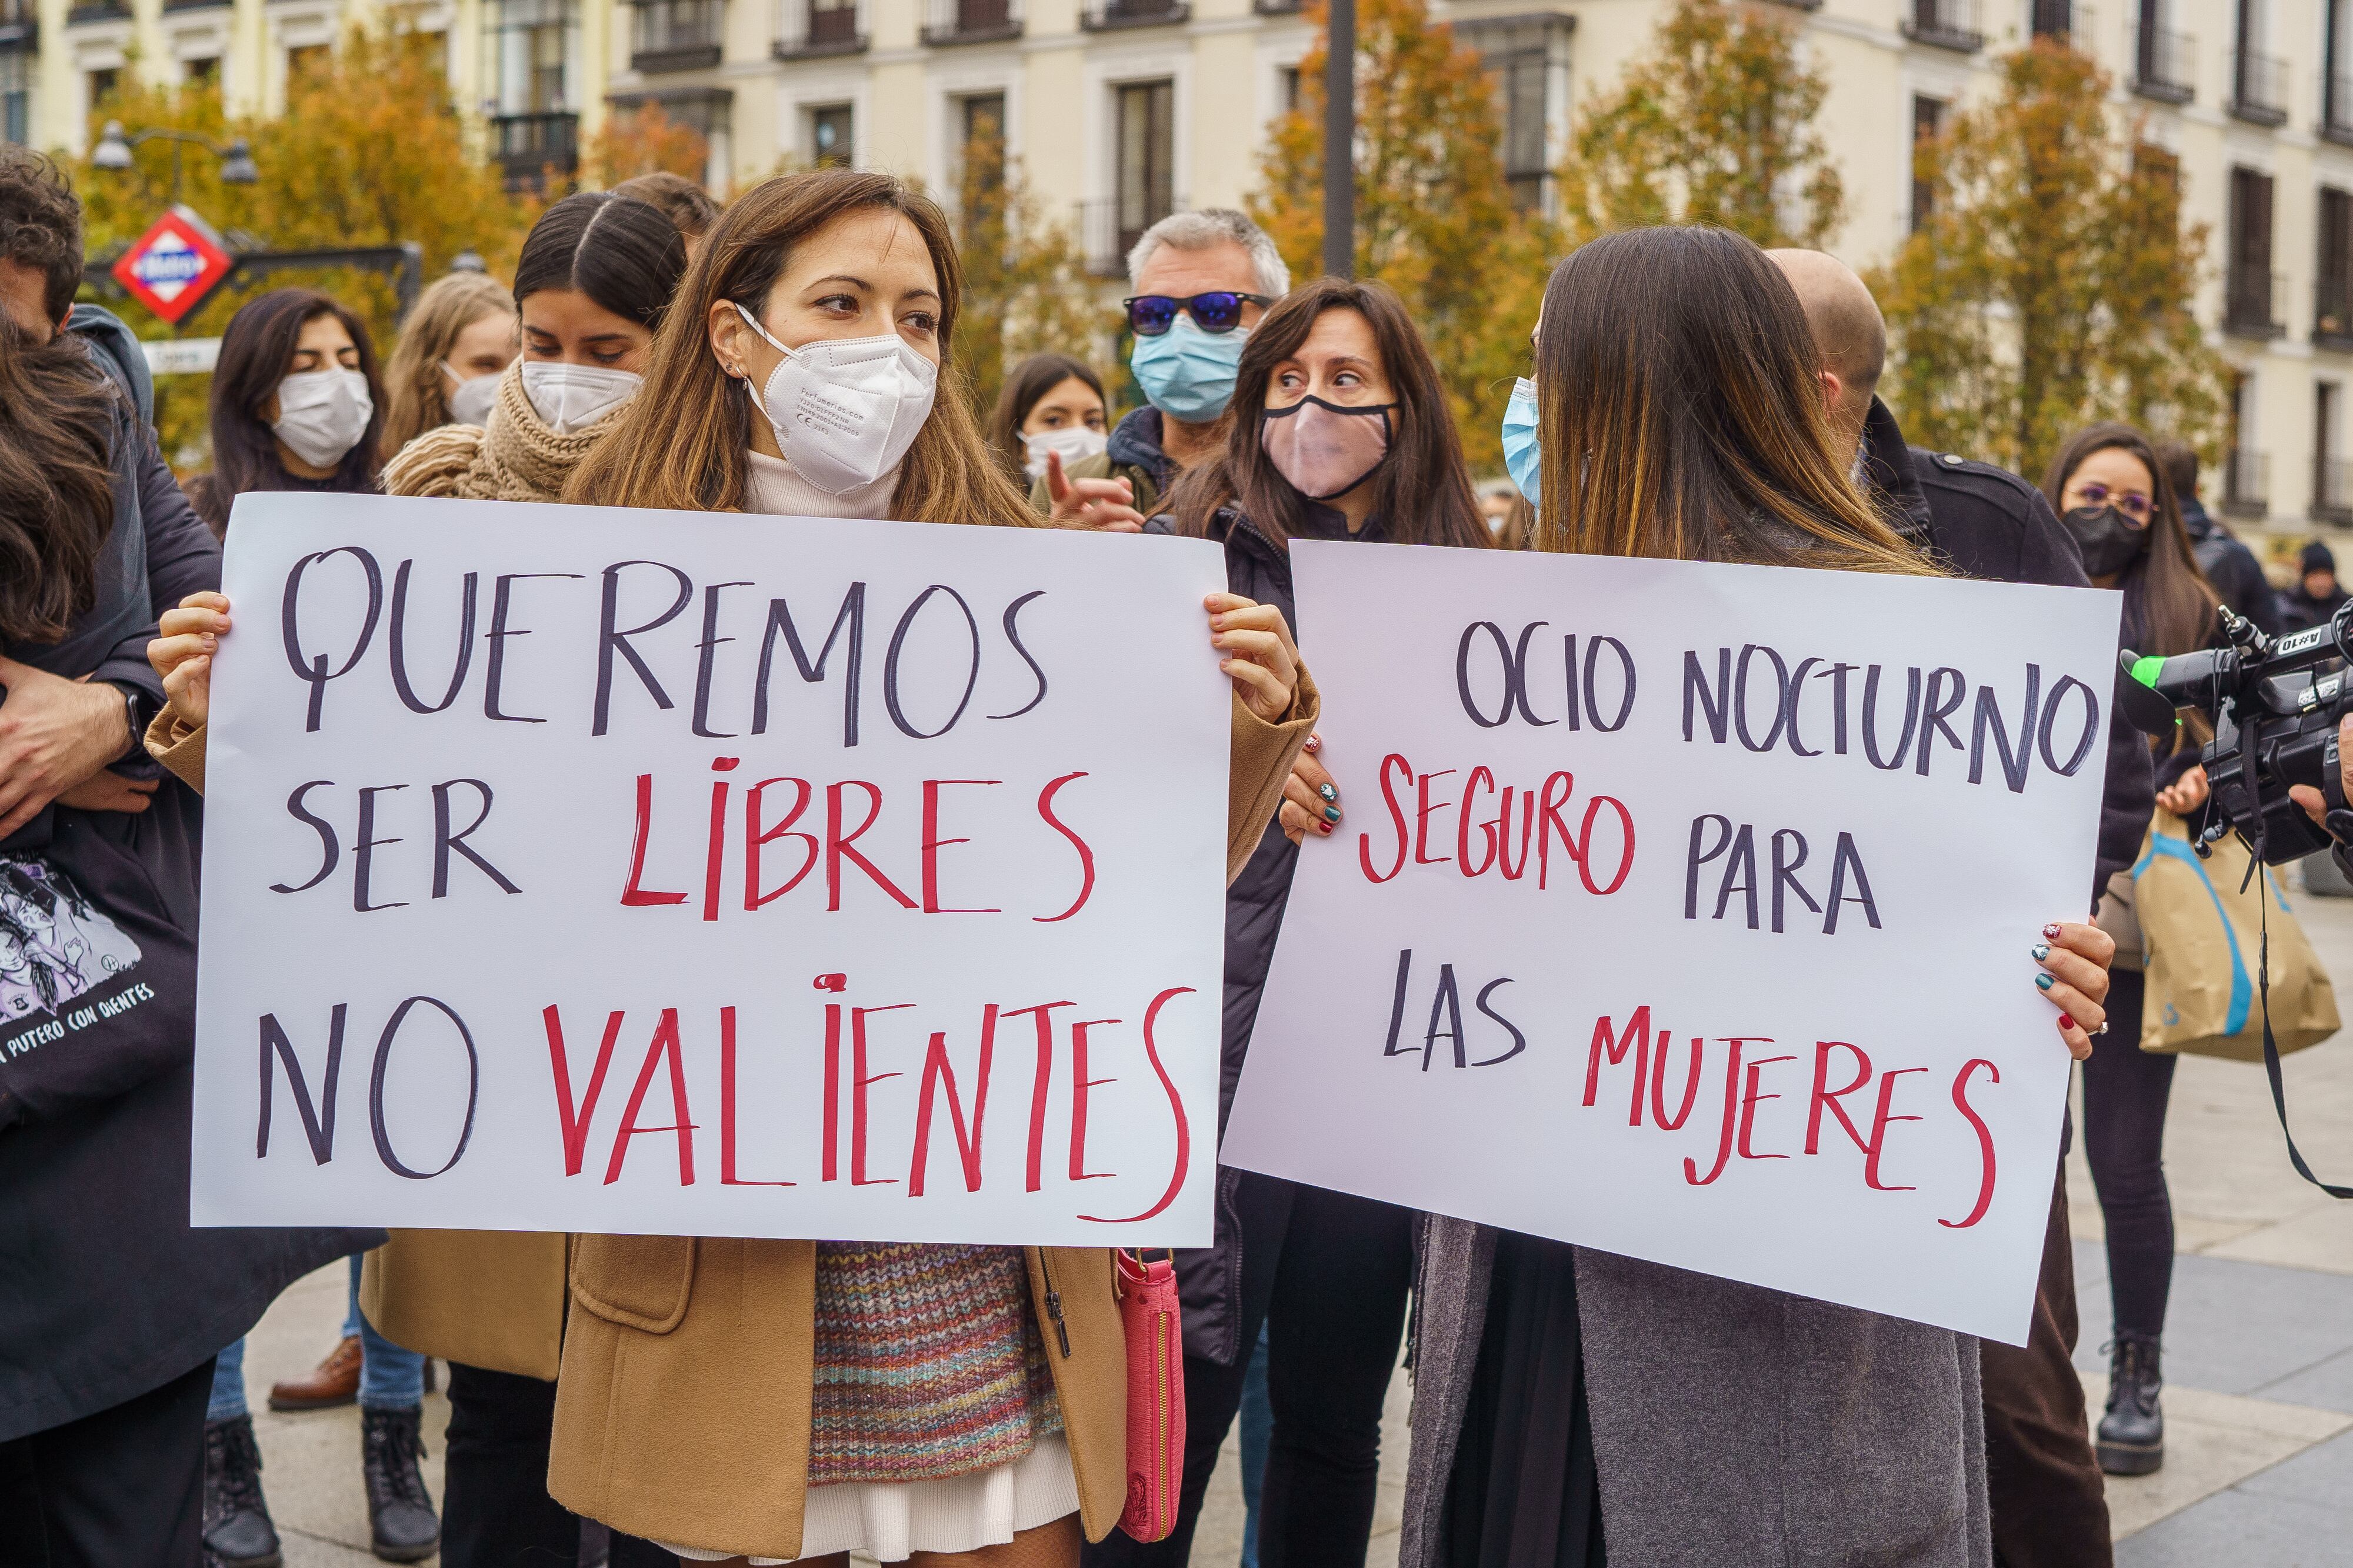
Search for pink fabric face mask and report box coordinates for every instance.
[1260,395,1395,501]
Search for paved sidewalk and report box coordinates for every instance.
[244,883,2353,1567]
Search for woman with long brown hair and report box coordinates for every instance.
[2039,421,2219,1480]
[1087,276,1489,1568]
[546,166,1315,1567]
[184,288,386,538]
[1399,226,2113,1568]
[377,270,518,456]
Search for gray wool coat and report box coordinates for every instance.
[1402,1215,1992,1568]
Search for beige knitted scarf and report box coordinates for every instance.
[381,359,612,503]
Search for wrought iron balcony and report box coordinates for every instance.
[492,111,580,182]
[1082,0,1188,31]
[2316,276,2353,351]
[2315,459,2353,525]
[2324,72,2353,145]
[776,0,864,57]
[2225,451,2269,519]
[2130,25,2194,105]
[919,0,1019,47]
[64,1,131,23]
[633,0,725,72]
[1901,0,1981,54]
[2231,49,2288,126]
[2225,266,2287,340]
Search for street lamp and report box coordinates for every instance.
[91,121,261,205]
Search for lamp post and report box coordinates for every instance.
[91,121,259,206]
[1322,0,1354,279]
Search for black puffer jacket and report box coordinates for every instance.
[1146,500,1385,1364]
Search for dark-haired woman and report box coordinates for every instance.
[1083,276,1491,1568]
[381,190,685,502]
[184,287,385,539]
[1398,227,2116,1568]
[2041,422,2220,1480]
[987,352,1108,486]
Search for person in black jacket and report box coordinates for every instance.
[0,148,372,1568]
[1082,278,1492,1568]
[1775,249,2153,1568]
[2155,440,2281,635]
[2279,540,2351,632]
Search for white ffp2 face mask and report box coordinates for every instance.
[272,368,373,470]
[1022,424,1108,481]
[443,362,499,427]
[732,303,938,496]
[520,361,643,436]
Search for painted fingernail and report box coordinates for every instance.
[1318,821,1333,835]
[1318,783,1337,801]
[1303,735,1322,753]
[2031,942,2050,961]
[200,634,217,649]
[1323,805,1341,822]
[2042,923,2061,939]
[2059,1015,2075,1030]
[2037,973,2055,991]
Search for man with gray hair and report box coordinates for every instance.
[1034,208,1289,518]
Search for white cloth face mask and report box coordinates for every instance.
[520,360,644,436]
[1022,424,1108,481]
[732,303,939,497]
[271,368,374,470]
[443,362,500,427]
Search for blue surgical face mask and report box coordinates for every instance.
[1501,376,1540,504]
[1130,314,1248,425]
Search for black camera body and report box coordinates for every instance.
[2121,603,2353,865]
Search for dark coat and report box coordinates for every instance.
[1145,499,1381,1365]
[2180,498,2282,635]
[1031,406,1181,519]
[1862,399,2157,908]
[0,315,374,1442]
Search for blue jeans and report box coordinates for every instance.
[207,1255,426,1420]
[1238,1323,1271,1568]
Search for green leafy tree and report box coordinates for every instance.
[1252,0,1552,472]
[949,126,1111,418]
[1557,0,1843,248]
[1873,39,2227,475]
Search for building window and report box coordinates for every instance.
[2227,373,2267,517]
[2030,0,2076,36]
[2331,0,2353,142]
[1,52,26,145]
[1279,65,1300,116]
[632,0,725,72]
[1115,79,1174,258]
[2227,166,2284,339]
[2320,187,2353,348]
[2318,382,2351,521]
[485,0,582,184]
[2131,0,2194,104]
[957,91,1005,198]
[1910,95,1945,233]
[811,102,852,167]
[2229,0,2285,125]
[185,56,219,86]
[87,68,121,111]
[1459,16,1570,215]
[286,45,328,82]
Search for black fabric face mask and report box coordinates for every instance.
[2062,505,2149,578]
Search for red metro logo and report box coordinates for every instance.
[111,206,235,325]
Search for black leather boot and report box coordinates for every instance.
[361,1404,442,1563]
[2097,1332,2165,1474]
[203,1414,283,1568]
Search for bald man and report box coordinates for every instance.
[1772,249,2137,1568]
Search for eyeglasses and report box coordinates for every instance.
[2071,482,2154,523]
[1124,292,1275,337]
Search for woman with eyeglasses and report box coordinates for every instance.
[2041,421,2221,1481]
[1079,277,1493,1568]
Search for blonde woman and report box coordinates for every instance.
[378,271,518,458]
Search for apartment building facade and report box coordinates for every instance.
[2,0,2349,536]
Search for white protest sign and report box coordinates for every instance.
[191,493,1232,1246]
[1219,542,2121,1344]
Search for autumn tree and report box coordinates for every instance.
[949,126,1109,418]
[1252,0,1552,471]
[585,104,711,190]
[1874,40,2227,475]
[67,22,536,467]
[1557,0,1842,248]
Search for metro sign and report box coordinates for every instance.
[112,205,235,325]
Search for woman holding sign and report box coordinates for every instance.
[1397,227,2116,1568]
[1087,277,1492,1568]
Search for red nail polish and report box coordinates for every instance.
[2042,923,2061,939]
[2058,1015,2074,1030]
[1318,821,1332,835]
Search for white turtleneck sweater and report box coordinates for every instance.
[743,449,901,520]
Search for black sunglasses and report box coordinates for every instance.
[1124,292,1275,337]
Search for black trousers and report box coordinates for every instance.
[441,1362,675,1568]
[2079,970,2177,1340]
[0,1356,213,1568]
[1087,1179,1415,1568]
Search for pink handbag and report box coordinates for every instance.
[1114,1249,1186,1542]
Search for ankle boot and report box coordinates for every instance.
[2097,1332,2165,1474]
[202,1415,283,1568]
[361,1404,441,1563]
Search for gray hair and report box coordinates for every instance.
[1125,208,1291,298]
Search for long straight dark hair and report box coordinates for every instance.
[199,288,385,531]
[986,351,1106,484]
[1534,226,1935,577]
[0,320,116,645]
[1165,276,1491,549]
[2040,421,2218,658]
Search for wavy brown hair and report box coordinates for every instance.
[0,319,115,645]
[1165,276,1492,549]
[565,168,1038,527]
[379,271,516,459]
[986,351,1105,485]
[1533,226,1935,577]
[2040,421,2218,658]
